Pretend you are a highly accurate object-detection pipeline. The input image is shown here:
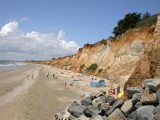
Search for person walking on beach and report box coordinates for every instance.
[47,72,49,78]
[27,74,29,79]
[53,74,55,78]
[54,115,59,120]
[117,85,120,95]
[32,74,34,79]
[65,82,67,87]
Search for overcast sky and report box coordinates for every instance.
[0,0,159,60]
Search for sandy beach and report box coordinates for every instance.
[0,64,114,120]
[0,64,83,120]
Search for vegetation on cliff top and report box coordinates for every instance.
[113,12,157,37]
[83,12,157,48]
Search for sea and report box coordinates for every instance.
[0,60,26,72]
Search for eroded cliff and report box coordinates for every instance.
[44,15,159,88]
[124,15,160,89]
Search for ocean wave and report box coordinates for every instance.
[0,62,25,67]
[0,63,15,66]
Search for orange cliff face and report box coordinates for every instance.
[42,15,159,88]
[71,27,155,84]
[44,56,73,69]
[124,15,160,89]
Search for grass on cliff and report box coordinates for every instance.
[63,61,71,67]
[135,14,157,28]
[79,64,85,73]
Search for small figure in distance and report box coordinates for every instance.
[32,74,34,79]
[53,74,55,78]
[65,82,67,87]
[117,85,120,95]
[27,74,29,79]
[47,72,49,78]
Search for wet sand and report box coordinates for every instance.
[0,64,82,120]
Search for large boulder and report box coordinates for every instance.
[74,115,90,120]
[131,93,142,104]
[67,102,86,118]
[107,108,127,120]
[136,105,155,120]
[153,105,160,120]
[90,115,104,120]
[103,116,108,120]
[121,99,134,117]
[96,90,106,97]
[127,111,138,120]
[84,105,101,117]
[156,89,160,104]
[62,110,76,120]
[142,79,160,92]
[140,87,157,104]
[134,102,142,109]
[126,86,143,99]
[101,103,111,115]
[106,96,116,106]
[81,97,92,106]
[81,92,96,100]
[99,96,107,103]
[92,96,106,107]
[105,100,124,116]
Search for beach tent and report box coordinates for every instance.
[90,82,99,87]
[90,80,105,87]
[99,80,105,87]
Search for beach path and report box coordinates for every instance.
[0,64,82,120]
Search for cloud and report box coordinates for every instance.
[20,17,29,21]
[0,21,80,60]
[0,22,18,37]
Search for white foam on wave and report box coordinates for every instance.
[15,62,26,66]
[0,63,14,67]
[0,62,26,72]
[0,62,25,66]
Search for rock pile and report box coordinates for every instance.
[56,79,160,120]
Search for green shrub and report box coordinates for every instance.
[113,12,141,36]
[135,14,157,28]
[112,12,157,37]
[79,64,85,72]
[63,62,71,67]
[87,63,98,71]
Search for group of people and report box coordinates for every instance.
[108,85,120,95]
[46,72,56,79]
[27,73,34,80]
[54,115,61,120]
[64,82,73,87]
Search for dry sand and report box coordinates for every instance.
[0,64,83,120]
[0,64,116,120]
